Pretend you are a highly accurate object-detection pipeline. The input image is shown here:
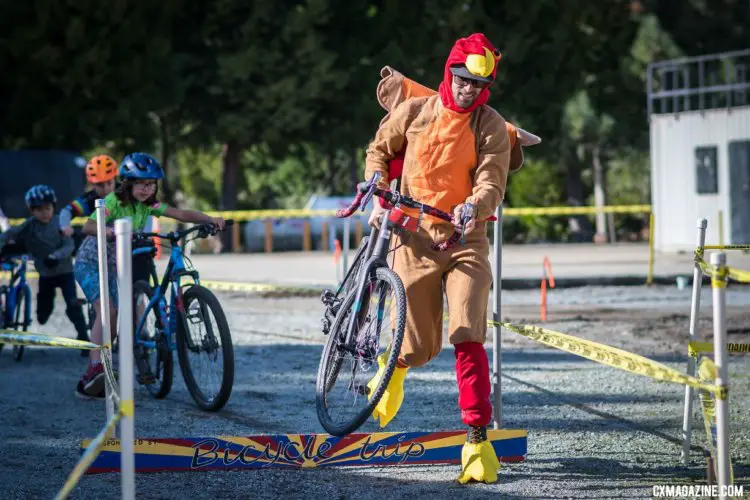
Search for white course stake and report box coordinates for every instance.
[115,218,135,500]
[710,252,731,497]
[492,205,503,429]
[681,217,707,463]
[95,199,116,432]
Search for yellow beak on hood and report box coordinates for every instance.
[464,47,496,78]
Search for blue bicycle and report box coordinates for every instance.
[131,221,235,411]
[0,255,33,361]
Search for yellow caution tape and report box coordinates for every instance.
[203,209,339,222]
[201,280,320,295]
[120,399,134,417]
[0,270,40,280]
[54,411,121,500]
[503,204,651,217]
[7,204,650,226]
[727,266,750,284]
[0,330,99,350]
[8,217,89,226]
[688,340,750,357]
[702,244,750,251]
[201,204,651,219]
[497,322,722,394]
[694,251,750,284]
[712,274,728,289]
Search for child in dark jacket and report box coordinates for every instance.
[0,185,89,350]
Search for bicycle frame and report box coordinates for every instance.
[342,211,398,347]
[133,241,199,352]
[1,257,32,330]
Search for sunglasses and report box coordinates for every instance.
[453,74,489,90]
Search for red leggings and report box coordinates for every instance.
[454,342,492,427]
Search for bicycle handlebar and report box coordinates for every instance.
[134,220,234,243]
[335,174,471,251]
[0,254,28,267]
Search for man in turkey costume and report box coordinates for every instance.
[364,32,539,484]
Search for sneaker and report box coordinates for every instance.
[80,363,106,397]
[75,379,104,400]
[137,372,156,385]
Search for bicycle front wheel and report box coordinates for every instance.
[176,285,234,411]
[316,266,406,436]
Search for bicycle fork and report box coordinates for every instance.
[177,287,220,355]
[339,216,396,393]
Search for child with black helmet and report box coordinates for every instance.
[73,152,225,399]
[0,185,90,351]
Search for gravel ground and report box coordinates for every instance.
[1,284,749,499]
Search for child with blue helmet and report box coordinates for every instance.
[73,152,225,399]
[0,185,90,351]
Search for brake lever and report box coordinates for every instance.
[359,172,382,212]
[459,203,475,245]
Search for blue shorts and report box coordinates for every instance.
[74,258,118,305]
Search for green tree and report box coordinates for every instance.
[0,0,184,151]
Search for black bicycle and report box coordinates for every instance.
[316,173,473,436]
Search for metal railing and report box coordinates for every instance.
[647,49,750,116]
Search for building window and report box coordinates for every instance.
[695,146,719,194]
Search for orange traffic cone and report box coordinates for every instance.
[333,239,342,264]
[333,239,342,283]
[540,256,555,321]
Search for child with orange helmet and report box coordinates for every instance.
[59,155,118,238]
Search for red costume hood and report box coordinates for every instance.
[438,33,501,113]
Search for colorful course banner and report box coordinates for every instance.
[82,429,527,473]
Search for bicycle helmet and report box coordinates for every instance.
[25,185,57,208]
[85,154,118,183]
[119,152,164,180]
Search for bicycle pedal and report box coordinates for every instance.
[137,373,156,385]
[353,384,370,397]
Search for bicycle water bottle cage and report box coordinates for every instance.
[388,208,420,233]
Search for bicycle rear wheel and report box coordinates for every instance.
[133,280,173,398]
[12,286,30,361]
[176,285,234,411]
[316,266,406,436]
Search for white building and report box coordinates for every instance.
[649,49,750,252]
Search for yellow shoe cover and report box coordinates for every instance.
[457,440,501,484]
[367,352,408,428]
